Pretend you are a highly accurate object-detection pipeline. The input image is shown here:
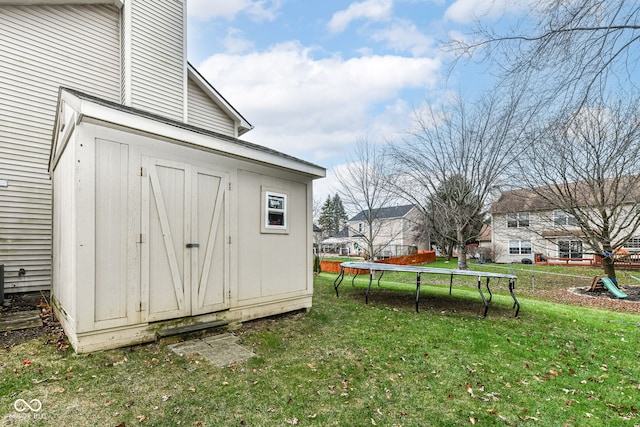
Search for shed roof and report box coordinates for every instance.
[349,204,414,222]
[49,87,325,178]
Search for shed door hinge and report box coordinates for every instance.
[140,167,147,177]
[228,236,231,244]
[137,233,146,243]
[228,182,231,191]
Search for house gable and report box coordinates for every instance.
[187,65,253,138]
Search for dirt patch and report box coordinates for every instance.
[523,285,640,315]
[0,292,66,350]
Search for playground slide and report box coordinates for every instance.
[599,277,628,299]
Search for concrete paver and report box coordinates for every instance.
[168,333,255,367]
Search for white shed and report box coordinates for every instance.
[49,88,325,352]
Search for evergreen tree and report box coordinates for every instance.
[331,194,348,235]
[318,194,348,237]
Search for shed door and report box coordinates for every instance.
[142,157,228,322]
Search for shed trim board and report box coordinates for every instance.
[50,88,325,178]
[0,1,123,6]
[50,88,324,352]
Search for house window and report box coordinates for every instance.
[358,223,363,233]
[507,212,529,228]
[625,236,640,249]
[558,240,582,258]
[553,210,577,226]
[262,189,288,234]
[509,240,532,255]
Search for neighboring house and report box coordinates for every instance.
[1,1,325,352]
[347,204,427,258]
[490,188,640,264]
[320,226,352,256]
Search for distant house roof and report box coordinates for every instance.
[491,177,640,214]
[313,224,321,233]
[478,224,491,242]
[491,188,554,214]
[349,204,414,222]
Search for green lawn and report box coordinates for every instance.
[1,271,639,426]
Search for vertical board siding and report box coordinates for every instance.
[52,138,76,318]
[94,140,129,324]
[187,79,236,137]
[0,5,121,291]
[129,0,185,120]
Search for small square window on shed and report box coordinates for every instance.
[262,189,288,233]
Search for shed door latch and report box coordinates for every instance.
[186,243,200,248]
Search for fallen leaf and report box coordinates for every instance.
[136,415,146,422]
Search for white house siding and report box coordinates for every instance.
[128,0,185,121]
[491,212,579,263]
[187,79,236,137]
[0,4,121,291]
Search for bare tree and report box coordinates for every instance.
[334,138,397,260]
[449,0,640,112]
[387,92,526,269]
[517,99,640,281]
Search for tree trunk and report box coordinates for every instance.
[446,242,454,261]
[456,228,469,270]
[602,255,617,282]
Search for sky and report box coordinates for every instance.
[186,0,524,203]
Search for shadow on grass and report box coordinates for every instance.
[336,284,520,319]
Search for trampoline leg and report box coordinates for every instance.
[477,276,489,318]
[415,272,421,313]
[365,271,374,304]
[485,277,493,303]
[509,278,520,317]
[377,271,384,287]
[449,273,453,295]
[334,267,345,297]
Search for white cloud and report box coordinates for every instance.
[197,42,440,164]
[187,0,281,22]
[444,0,526,24]
[222,28,254,53]
[327,0,394,34]
[371,19,435,56]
